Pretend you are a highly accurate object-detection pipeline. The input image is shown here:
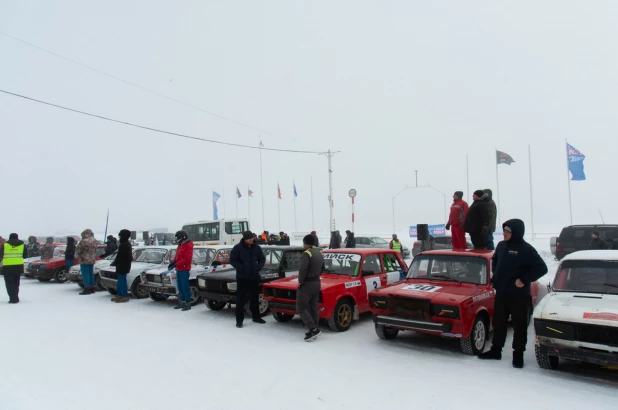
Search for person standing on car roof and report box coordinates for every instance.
[588,231,609,250]
[446,191,469,250]
[329,231,340,249]
[479,219,547,368]
[168,230,193,311]
[39,237,54,260]
[463,190,491,250]
[297,234,325,341]
[101,235,118,258]
[484,189,498,250]
[75,229,98,295]
[65,237,76,271]
[311,231,320,247]
[230,231,266,328]
[389,234,403,254]
[345,230,356,248]
[336,230,342,248]
[110,230,133,303]
[1,233,28,304]
[26,236,40,258]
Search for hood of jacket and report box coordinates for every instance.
[46,237,54,244]
[503,219,525,243]
[118,229,132,241]
[348,232,355,239]
[81,229,93,239]
[7,238,24,247]
[483,189,493,201]
[67,237,76,245]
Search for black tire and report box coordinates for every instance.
[54,268,69,283]
[95,275,107,291]
[461,315,487,355]
[375,324,399,340]
[535,345,559,370]
[245,294,270,317]
[206,299,227,310]
[37,277,52,282]
[189,283,202,306]
[131,278,149,299]
[272,311,294,322]
[328,298,354,332]
[150,293,168,302]
[108,288,118,296]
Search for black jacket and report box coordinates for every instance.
[27,242,40,258]
[230,241,266,281]
[65,237,76,260]
[589,238,609,250]
[329,234,339,249]
[464,198,490,235]
[483,189,498,233]
[491,219,548,297]
[279,235,290,246]
[102,238,118,258]
[345,233,356,248]
[111,231,133,274]
[312,234,319,247]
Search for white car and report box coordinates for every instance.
[100,246,177,299]
[139,246,232,306]
[534,250,618,370]
[66,247,147,290]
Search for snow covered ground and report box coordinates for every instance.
[1,242,617,410]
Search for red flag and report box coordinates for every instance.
[277,183,282,200]
[248,188,254,197]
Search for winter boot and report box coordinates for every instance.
[174,302,185,310]
[181,302,191,311]
[115,297,130,303]
[304,328,321,342]
[252,317,266,324]
[79,288,92,296]
[478,347,502,360]
[236,322,243,328]
[513,351,524,368]
[110,296,120,302]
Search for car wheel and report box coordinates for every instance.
[37,277,52,282]
[375,324,399,340]
[328,298,354,332]
[131,278,149,299]
[461,315,487,355]
[95,275,107,291]
[149,293,168,302]
[272,311,294,322]
[189,282,202,306]
[107,288,118,296]
[206,299,227,310]
[245,294,270,317]
[535,345,559,370]
[54,268,69,283]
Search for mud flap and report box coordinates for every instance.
[353,305,359,321]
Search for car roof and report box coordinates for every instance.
[323,248,399,255]
[563,225,618,229]
[139,245,177,249]
[417,249,494,259]
[261,245,305,251]
[561,250,618,262]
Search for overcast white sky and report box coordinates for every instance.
[1,1,617,238]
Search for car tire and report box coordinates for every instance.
[189,282,202,306]
[150,293,167,302]
[54,268,69,283]
[535,345,559,370]
[375,324,399,340]
[206,300,227,310]
[131,278,149,299]
[107,288,118,296]
[461,315,487,355]
[328,298,354,332]
[95,275,106,291]
[272,311,294,322]
[245,294,269,317]
[37,277,52,282]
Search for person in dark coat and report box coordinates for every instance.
[479,219,548,368]
[336,230,342,248]
[483,189,498,250]
[101,235,118,258]
[588,231,609,250]
[110,230,133,303]
[345,231,356,248]
[297,234,324,341]
[255,234,265,245]
[26,236,40,258]
[230,231,266,328]
[1,233,28,304]
[311,231,320,247]
[279,232,290,246]
[329,231,339,249]
[463,190,491,249]
[65,237,76,270]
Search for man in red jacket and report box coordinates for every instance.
[446,191,469,250]
[170,230,194,311]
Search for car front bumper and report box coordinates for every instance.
[199,290,237,304]
[139,282,177,296]
[100,277,117,290]
[536,339,618,367]
[373,315,453,334]
[27,267,55,279]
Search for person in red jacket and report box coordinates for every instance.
[170,230,194,311]
[446,191,469,250]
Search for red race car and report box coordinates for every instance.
[27,245,107,283]
[263,249,408,332]
[369,249,547,355]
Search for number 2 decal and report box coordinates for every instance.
[365,277,382,295]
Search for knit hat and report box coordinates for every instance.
[9,233,18,240]
[303,234,315,246]
[118,229,132,239]
[473,190,485,198]
[242,231,254,240]
[454,191,464,199]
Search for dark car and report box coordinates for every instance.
[555,225,618,260]
[412,236,473,257]
[197,246,304,317]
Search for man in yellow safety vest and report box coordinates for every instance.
[1,233,27,304]
[389,234,403,254]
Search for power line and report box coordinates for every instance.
[0,89,328,154]
[0,31,280,138]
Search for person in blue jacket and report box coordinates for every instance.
[479,219,547,368]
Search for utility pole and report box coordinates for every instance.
[415,170,419,187]
[319,149,338,232]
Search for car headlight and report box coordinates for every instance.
[28,263,33,268]
[39,264,46,270]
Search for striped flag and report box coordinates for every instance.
[277,183,282,200]
[248,188,254,197]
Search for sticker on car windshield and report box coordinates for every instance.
[583,312,618,322]
[402,284,442,292]
[345,280,361,288]
[324,253,361,262]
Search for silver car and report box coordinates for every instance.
[348,236,410,258]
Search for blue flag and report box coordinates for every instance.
[293,182,298,198]
[567,143,586,181]
[213,191,221,220]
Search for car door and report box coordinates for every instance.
[383,253,406,282]
[360,254,385,312]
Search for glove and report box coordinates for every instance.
[445,223,451,230]
[167,262,176,270]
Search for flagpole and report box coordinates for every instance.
[104,209,109,241]
[310,176,315,230]
[566,139,573,225]
[248,188,251,227]
[466,154,470,203]
[235,190,238,218]
[293,183,297,232]
[222,187,226,220]
[528,145,535,240]
[259,141,265,231]
[495,152,501,226]
[277,184,281,233]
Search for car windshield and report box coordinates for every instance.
[135,249,168,264]
[323,253,362,276]
[407,255,487,285]
[213,249,231,265]
[52,246,66,257]
[554,260,618,295]
[193,248,215,265]
[263,249,283,270]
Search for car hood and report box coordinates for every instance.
[103,262,162,273]
[24,257,40,263]
[265,273,367,292]
[30,257,64,266]
[535,292,618,326]
[370,279,489,304]
[197,267,277,282]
